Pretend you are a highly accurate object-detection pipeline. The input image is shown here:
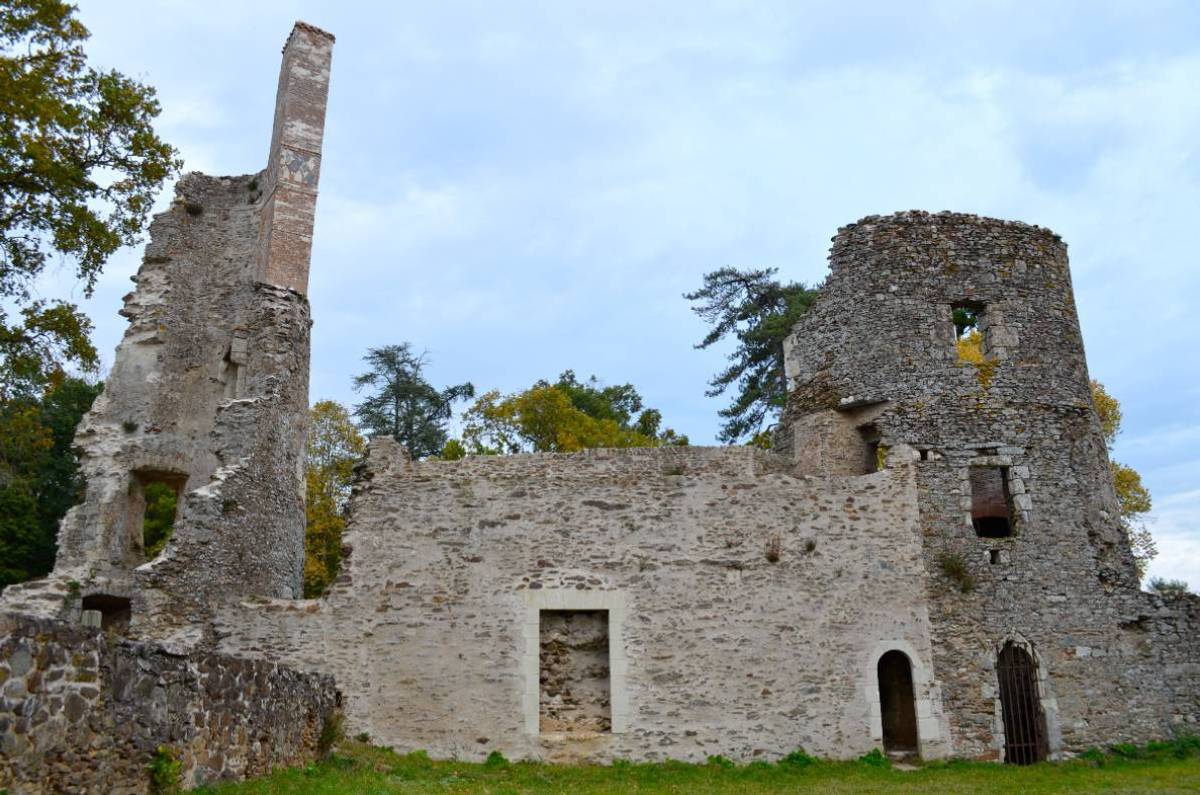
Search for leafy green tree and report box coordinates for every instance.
[0,376,101,586]
[0,0,178,398]
[685,268,819,443]
[304,400,366,597]
[352,344,474,460]
[460,372,686,454]
[141,482,176,559]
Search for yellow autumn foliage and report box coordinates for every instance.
[303,400,366,598]
[462,385,660,455]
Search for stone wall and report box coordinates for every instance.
[781,211,1200,758]
[216,441,952,763]
[0,612,339,794]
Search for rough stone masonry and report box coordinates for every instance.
[3,18,1200,793]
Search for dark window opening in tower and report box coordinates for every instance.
[971,466,1013,538]
[859,424,882,474]
[953,302,986,363]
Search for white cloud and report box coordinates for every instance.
[1144,489,1200,589]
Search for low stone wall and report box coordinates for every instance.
[0,613,339,794]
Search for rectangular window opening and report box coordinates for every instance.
[131,471,185,560]
[953,302,986,363]
[539,609,611,734]
[971,466,1013,538]
[81,594,132,633]
[858,424,882,474]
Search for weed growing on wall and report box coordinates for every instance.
[148,745,182,794]
[936,552,976,594]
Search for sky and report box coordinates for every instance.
[53,1,1200,587]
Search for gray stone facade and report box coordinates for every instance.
[780,211,1200,759]
[2,19,1199,791]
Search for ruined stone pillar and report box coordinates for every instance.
[258,22,335,295]
[0,22,335,639]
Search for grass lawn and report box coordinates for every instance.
[200,739,1200,794]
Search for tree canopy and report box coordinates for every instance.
[0,376,101,587]
[685,267,819,443]
[458,371,687,455]
[0,0,178,398]
[304,400,366,598]
[352,344,475,460]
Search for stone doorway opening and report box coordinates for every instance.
[539,610,611,734]
[997,642,1048,764]
[878,650,919,756]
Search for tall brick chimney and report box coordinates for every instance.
[258,21,335,295]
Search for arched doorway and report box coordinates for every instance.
[877,650,918,754]
[997,642,1048,764]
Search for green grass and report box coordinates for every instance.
[201,738,1200,794]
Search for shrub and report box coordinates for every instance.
[1110,742,1142,759]
[705,754,735,769]
[779,748,816,768]
[484,750,509,768]
[765,534,782,563]
[1172,734,1200,759]
[354,732,370,743]
[936,552,975,594]
[1149,577,1191,596]
[318,712,344,758]
[858,748,890,768]
[147,745,182,794]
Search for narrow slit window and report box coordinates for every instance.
[953,302,985,363]
[971,466,1013,538]
[859,425,882,474]
[222,331,249,399]
[539,610,611,734]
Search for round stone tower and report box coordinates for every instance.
[782,211,1143,759]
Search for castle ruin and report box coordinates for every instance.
[2,21,1198,793]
